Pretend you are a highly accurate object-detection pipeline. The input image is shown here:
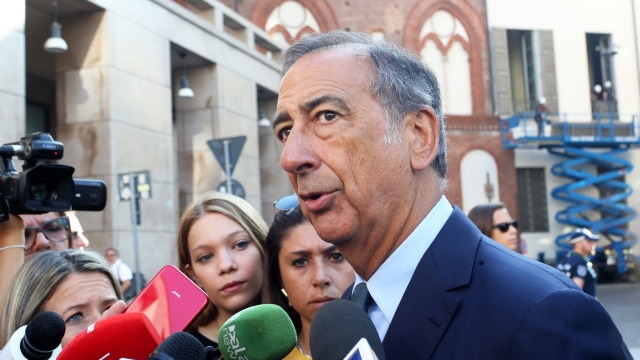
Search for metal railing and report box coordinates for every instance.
[500,112,640,149]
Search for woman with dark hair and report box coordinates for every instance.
[468,203,520,253]
[265,197,354,359]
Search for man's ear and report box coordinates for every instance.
[407,106,439,171]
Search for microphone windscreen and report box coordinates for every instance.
[310,299,385,360]
[57,312,161,360]
[150,332,205,360]
[218,304,297,360]
[24,311,65,352]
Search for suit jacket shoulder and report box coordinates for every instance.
[382,207,630,360]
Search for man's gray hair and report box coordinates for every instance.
[280,30,447,179]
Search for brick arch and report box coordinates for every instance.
[419,33,470,56]
[447,144,503,191]
[268,24,317,43]
[250,0,340,33]
[404,1,487,115]
[445,137,518,218]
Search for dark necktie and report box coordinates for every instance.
[351,282,372,313]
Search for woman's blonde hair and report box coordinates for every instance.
[1,249,122,347]
[177,191,269,328]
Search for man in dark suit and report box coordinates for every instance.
[272,31,631,359]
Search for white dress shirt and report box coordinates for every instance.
[110,258,133,282]
[352,195,453,340]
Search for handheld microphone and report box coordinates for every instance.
[148,332,205,360]
[217,304,297,360]
[57,312,161,360]
[0,311,65,360]
[309,300,385,360]
[343,338,379,360]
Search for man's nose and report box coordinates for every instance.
[280,126,318,174]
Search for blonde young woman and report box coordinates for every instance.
[177,191,268,348]
[1,249,125,348]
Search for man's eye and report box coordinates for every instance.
[277,127,291,142]
[319,111,337,122]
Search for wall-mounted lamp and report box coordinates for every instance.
[178,52,195,98]
[258,109,271,127]
[44,1,68,53]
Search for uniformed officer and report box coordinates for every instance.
[557,228,598,297]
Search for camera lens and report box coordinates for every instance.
[30,183,49,201]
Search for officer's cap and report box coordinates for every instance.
[569,228,599,244]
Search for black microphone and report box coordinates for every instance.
[0,311,65,360]
[310,300,386,360]
[203,346,221,360]
[148,332,205,360]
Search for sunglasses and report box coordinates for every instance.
[491,220,518,233]
[24,216,72,251]
[273,194,300,217]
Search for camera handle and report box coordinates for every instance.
[0,199,9,223]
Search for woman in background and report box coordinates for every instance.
[2,249,124,348]
[177,191,268,348]
[468,203,521,253]
[265,197,355,359]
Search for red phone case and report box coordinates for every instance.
[125,265,208,340]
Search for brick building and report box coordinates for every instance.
[208,0,520,221]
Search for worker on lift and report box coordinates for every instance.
[557,228,599,297]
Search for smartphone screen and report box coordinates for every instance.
[125,265,209,340]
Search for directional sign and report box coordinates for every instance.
[117,171,152,201]
[217,179,246,199]
[207,136,246,176]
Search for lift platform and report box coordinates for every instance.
[500,112,639,274]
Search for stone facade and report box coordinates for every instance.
[0,0,285,277]
[0,0,520,275]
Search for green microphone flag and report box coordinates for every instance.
[218,304,297,360]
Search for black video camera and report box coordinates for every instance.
[0,133,107,222]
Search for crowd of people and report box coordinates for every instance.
[0,30,632,359]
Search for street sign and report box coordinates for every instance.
[207,136,246,176]
[117,171,152,201]
[217,179,246,199]
[116,171,151,294]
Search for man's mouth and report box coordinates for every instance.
[299,192,334,212]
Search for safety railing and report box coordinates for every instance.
[500,112,640,149]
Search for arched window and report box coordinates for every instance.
[419,10,472,115]
[460,149,500,213]
[265,1,319,44]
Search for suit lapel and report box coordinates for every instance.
[342,283,354,300]
[382,248,459,359]
[382,208,480,359]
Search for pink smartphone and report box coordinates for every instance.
[124,265,209,340]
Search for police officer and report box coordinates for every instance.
[557,228,598,297]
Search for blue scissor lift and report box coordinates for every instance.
[500,112,639,274]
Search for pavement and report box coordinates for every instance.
[598,282,640,358]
